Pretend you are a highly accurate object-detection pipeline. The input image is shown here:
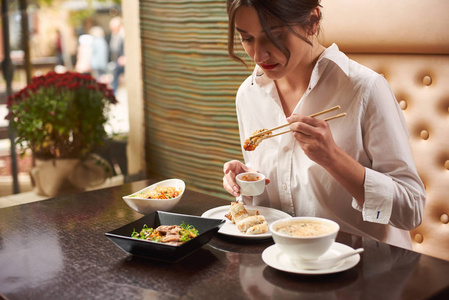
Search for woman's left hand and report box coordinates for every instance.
[287,114,338,166]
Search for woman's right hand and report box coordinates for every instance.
[223,160,251,197]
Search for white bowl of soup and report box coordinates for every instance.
[236,172,265,196]
[122,179,185,215]
[270,217,340,262]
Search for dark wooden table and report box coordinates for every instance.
[1,179,448,300]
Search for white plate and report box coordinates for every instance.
[262,242,360,275]
[201,205,292,239]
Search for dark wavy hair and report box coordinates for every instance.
[226,0,322,66]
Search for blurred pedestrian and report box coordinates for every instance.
[75,34,93,74]
[55,29,63,66]
[89,26,109,80]
[108,16,125,93]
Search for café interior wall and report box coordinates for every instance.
[139,0,249,200]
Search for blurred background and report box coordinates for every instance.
[0,0,129,197]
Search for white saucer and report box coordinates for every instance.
[262,242,360,275]
[201,205,292,240]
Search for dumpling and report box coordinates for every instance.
[246,221,268,235]
[243,129,272,151]
[230,202,249,223]
[237,215,266,233]
[225,208,259,223]
[247,209,260,217]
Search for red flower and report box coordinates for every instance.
[5,71,118,159]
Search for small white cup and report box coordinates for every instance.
[270,217,340,262]
[236,172,265,196]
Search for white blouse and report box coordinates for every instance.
[235,44,426,249]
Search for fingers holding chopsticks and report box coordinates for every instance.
[242,106,346,152]
[287,114,327,135]
[287,114,340,164]
[250,105,345,140]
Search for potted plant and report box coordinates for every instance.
[6,71,118,196]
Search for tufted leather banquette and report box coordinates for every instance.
[319,0,449,260]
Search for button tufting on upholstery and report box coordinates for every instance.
[441,214,449,224]
[340,8,449,262]
[420,130,429,140]
[423,75,432,86]
[415,233,423,243]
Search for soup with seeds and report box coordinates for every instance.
[276,221,334,237]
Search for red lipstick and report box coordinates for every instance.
[260,63,278,70]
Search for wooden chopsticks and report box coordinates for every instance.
[322,112,347,122]
[249,105,345,139]
[265,112,347,139]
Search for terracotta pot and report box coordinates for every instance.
[30,154,113,197]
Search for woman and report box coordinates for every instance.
[222,0,426,249]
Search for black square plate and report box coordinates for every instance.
[105,211,225,262]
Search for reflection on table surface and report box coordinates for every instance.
[0,179,448,300]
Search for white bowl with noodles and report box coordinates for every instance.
[122,179,185,215]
